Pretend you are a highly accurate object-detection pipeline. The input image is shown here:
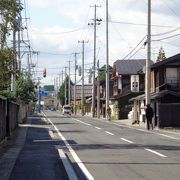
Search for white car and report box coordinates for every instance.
[62,105,71,115]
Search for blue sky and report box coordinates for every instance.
[23,0,180,86]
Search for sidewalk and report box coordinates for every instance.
[0,114,69,180]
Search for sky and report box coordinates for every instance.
[21,0,180,86]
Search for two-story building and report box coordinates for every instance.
[110,59,146,119]
[130,53,180,127]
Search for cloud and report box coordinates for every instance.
[26,0,180,85]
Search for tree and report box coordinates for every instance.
[16,74,37,104]
[0,0,23,48]
[58,76,73,106]
[97,65,113,81]
[0,48,15,89]
[156,47,166,62]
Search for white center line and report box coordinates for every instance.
[95,127,101,130]
[105,131,114,136]
[121,138,134,144]
[73,118,92,126]
[145,148,167,158]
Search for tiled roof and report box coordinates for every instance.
[151,53,180,68]
[114,59,146,75]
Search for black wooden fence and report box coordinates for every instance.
[159,103,180,127]
[0,96,7,142]
[0,96,19,142]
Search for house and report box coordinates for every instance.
[131,53,180,127]
[110,59,146,119]
[71,84,92,114]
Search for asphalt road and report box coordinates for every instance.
[8,116,69,180]
[42,110,180,180]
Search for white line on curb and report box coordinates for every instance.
[121,138,134,144]
[105,131,114,136]
[145,148,167,158]
[49,130,55,138]
[47,118,94,180]
[57,148,78,180]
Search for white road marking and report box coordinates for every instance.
[137,129,146,132]
[49,130,55,138]
[145,148,167,158]
[20,124,50,129]
[152,132,177,140]
[42,118,47,122]
[112,122,134,129]
[47,118,94,180]
[57,148,78,180]
[33,139,59,142]
[73,118,92,126]
[105,131,114,136]
[95,127,101,130]
[121,138,134,144]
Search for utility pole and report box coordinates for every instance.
[17,15,22,71]
[78,40,88,116]
[97,60,100,118]
[146,0,151,105]
[59,73,61,88]
[62,70,64,86]
[11,27,17,94]
[89,4,101,118]
[27,53,31,77]
[106,0,110,119]
[73,52,79,115]
[64,67,67,105]
[68,60,71,105]
[38,77,41,113]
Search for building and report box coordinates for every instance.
[71,84,92,114]
[131,53,180,127]
[110,59,146,119]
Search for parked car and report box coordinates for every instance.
[62,105,71,115]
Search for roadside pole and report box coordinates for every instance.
[78,40,88,116]
[145,0,151,106]
[106,0,109,120]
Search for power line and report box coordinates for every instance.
[107,20,179,28]
[122,35,147,60]
[152,27,180,36]
[31,27,88,35]
[152,33,180,41]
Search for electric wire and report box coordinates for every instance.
[122,35,147,60]
[152,33,180,42]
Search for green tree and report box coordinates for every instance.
[58,76,73,106]
[0,0,23,48]
[156,47,166,62]
[97,65,112,81]
[16,74,37,104]
[0,48,15,89]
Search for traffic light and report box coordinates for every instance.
[43,68,47,77]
